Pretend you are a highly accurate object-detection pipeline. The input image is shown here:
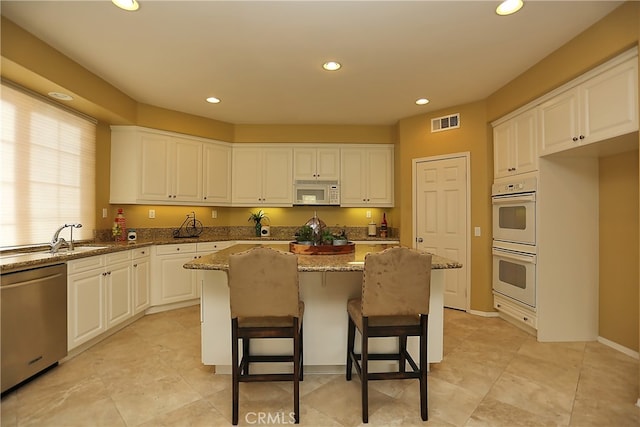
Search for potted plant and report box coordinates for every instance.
[248,210,269,237]
[295,225,314,245]
[332,229,348,246]
[321,229,334,246]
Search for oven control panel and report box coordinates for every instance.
[492,177,537,196]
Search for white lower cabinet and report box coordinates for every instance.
[151,242,231,308]
[152,243,199,306]
[131,247,151,314]
[67,250,132,350]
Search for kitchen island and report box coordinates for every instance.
[185,243,462,373]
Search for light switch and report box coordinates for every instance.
[474,226,481,237]
[212,210,218,219]
[366,210,372,218]
[102,208,108,218]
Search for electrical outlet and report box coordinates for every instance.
[102,208,108,218]
[212,210,218,219]
[148,209,156,219]
[366,210,372,218]
[474,226,481,237]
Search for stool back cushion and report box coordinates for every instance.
[362,247,432,317]
[228,247,300,318]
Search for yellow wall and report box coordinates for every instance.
[599,150,639,350]
[397,101,493,311]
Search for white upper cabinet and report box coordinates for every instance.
[110,126,230,205]
[202,142,232,205]
[232,145,293,206]
[293,147,340,181]
[538,54,638,156]
[493,108,538,178]
[340,145,394,207]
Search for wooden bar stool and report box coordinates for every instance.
[346,247,432,423]
[228,247,304,425]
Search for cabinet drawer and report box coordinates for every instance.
[155,243,197,255]
[67,255,105,274]
[131,247,151,259]
[105,251,131,265]
[196,241,231,253]
[494,293,537,329]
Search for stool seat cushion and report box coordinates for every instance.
[347,298,420,330]
[238,301,305,328]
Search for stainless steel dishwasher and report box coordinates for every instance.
[1,263,67,393]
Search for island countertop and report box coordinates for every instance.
[184,243,462,272]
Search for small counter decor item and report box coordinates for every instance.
[111,222,122,242]
[290,216,354,254]
[295,225,314,245]
[173,211,203,238]
[248,210,269,237]
[332,229,348,246]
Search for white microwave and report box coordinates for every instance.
[293,180,340,205]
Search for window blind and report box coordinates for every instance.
[1,82,96,247]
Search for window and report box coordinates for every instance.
[1,82,96,248]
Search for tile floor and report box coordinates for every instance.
[1,306,639,426]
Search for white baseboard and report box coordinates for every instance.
[597,336,639,360]
[466,309,500,318]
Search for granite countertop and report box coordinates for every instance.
[0,237,402,274]
[184,243,462,272]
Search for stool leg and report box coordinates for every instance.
[231,318,239,426]
[399,335,407,373]
[420,315,428,421]
[293,318,300,424]
[299,320,304,381]
[242,337,250,375]
[346,315,355,381]
[361,317,369,424]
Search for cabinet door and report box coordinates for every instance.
[106,261,132,328]
[512,109,537,174]
[68,269,105,350]
[340,149,368,206]
[132,257,150,314]
[365,148,393,206]
[538,88,579,156]
[139,133,172,201]
[231,147,263,204]
[293,148,317,180]
[316,148,340,180]
[203,143,232,204]
[581,58,639,143]
[493,121,513,179]
[262,148,293,205]
[156,254,198,304]
[173,137,203,202]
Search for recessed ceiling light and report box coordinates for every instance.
[415,98,430,105]
[322,61,341,71]
[496,0,524,16]
[48,92,73,101]
[112,0,140,12]
[206,97,221,104]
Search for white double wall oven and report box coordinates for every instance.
[491,176,537,308]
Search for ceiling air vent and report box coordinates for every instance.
[431,113,460,133]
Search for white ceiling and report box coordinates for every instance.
[1,1,623,125]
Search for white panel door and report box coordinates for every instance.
[415,155,468,310]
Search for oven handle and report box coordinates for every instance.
[491,193,536,204]
[492,247,536,263]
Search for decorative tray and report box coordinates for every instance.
[289,242,355,255]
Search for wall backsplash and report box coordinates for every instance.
[94,226,398,243]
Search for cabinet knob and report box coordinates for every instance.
[497,304,501,308]
[176,248,180,251]
[204,196,207,200]
[572,137,579,142]
[523,317,528,321]
[133,264,138,267]
[579,135,585,140]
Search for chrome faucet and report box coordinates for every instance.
[50,223,82,253]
